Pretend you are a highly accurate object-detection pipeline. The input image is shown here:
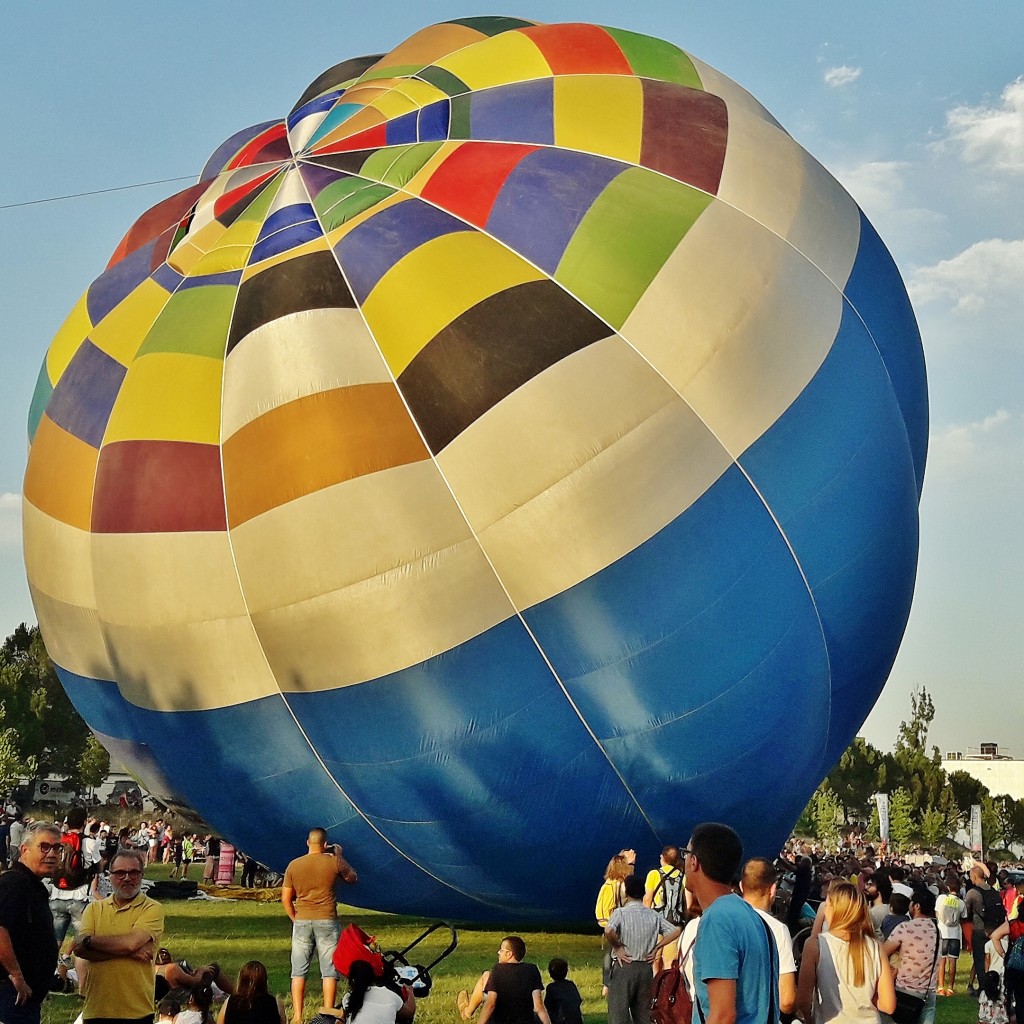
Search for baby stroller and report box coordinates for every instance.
[333,921,459,998]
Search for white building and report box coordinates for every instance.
[941,742,1024,802]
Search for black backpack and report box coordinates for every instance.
[654,868,686,926]
[55,832,90,890]
[981,886,1007,932]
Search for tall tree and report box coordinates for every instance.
[866,801,880,842]
[813,786,844,848]
[827,736,884,823]
[896,687,936,754]
[0,624,104,789]
[78,734,111,792]
[948,770,990,818]
[976,796,1004,854]
[937,786,964,839]
[888,788,916,853]
[919,805,949,849]
[891,687,945,810]
[989,794,1024,851]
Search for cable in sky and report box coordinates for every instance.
[0,175,197,212]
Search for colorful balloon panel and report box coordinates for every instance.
[23,18,926,921]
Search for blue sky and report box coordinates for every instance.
[1,1,1020,760]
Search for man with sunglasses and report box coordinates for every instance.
[0,821,60,1023]
[72,848,164,1024]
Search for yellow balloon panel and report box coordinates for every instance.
[362,231,543,376]
[89,279,174,368]
[434,30,549,90]
[553,76,644,165]
[45,294,94,385]
[104,353,224,445]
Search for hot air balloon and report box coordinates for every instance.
[23,17,926,921]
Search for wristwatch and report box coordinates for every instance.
[81,935,93,951]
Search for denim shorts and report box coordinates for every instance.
[291,918,341,979]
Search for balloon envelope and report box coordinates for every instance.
[24,17,926,921]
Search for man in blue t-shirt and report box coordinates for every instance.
[684,822,778,1024]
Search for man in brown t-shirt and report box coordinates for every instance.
[282,828,358,1023]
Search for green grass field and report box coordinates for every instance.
[40,865,983,1024]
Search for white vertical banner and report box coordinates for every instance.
[876,792,890,842]
[970,804,983,852]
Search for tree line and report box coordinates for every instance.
[797,687,1024,854]
[0,623,109,795]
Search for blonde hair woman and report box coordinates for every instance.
[595,854,633,997]
[797,881,896,1024]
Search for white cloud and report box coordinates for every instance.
[927,410,1023,478]
[0,493,21,547]
[933,411,1011,468]
[943,77,1024,174]
[830,160,944,247]
[908,237,1024,311]
[833,159,907,213]
[824,65,862,88]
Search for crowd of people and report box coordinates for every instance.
[1,807,1023,1024]
[1,807,239,883]
[585,836,1024,1024]
[0,806,277,1024]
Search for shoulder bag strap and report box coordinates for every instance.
[755,910,778,1024]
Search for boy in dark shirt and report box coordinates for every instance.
[544,958,583,1024]
[479,936,551,1024]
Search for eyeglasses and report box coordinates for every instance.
[680,848,694,859]
[35,841,61,854]
[111,869,144,879]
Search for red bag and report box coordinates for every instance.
[651,966,693,1024]
[333,924,384,978]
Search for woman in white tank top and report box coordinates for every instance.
[796,881,897,1024]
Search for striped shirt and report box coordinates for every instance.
[608,899,677,960]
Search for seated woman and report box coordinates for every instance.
[343,959,415,1024]
[155,946,236,1002]
[217,961,286,1024]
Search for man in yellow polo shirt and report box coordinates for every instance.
[72,848,164,1024]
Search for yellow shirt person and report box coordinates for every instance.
[73,851,165,1021]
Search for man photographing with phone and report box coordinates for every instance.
[282,828,358,1024]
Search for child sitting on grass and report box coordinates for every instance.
[544,958,583,1024]
[979,970,1008,1024]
